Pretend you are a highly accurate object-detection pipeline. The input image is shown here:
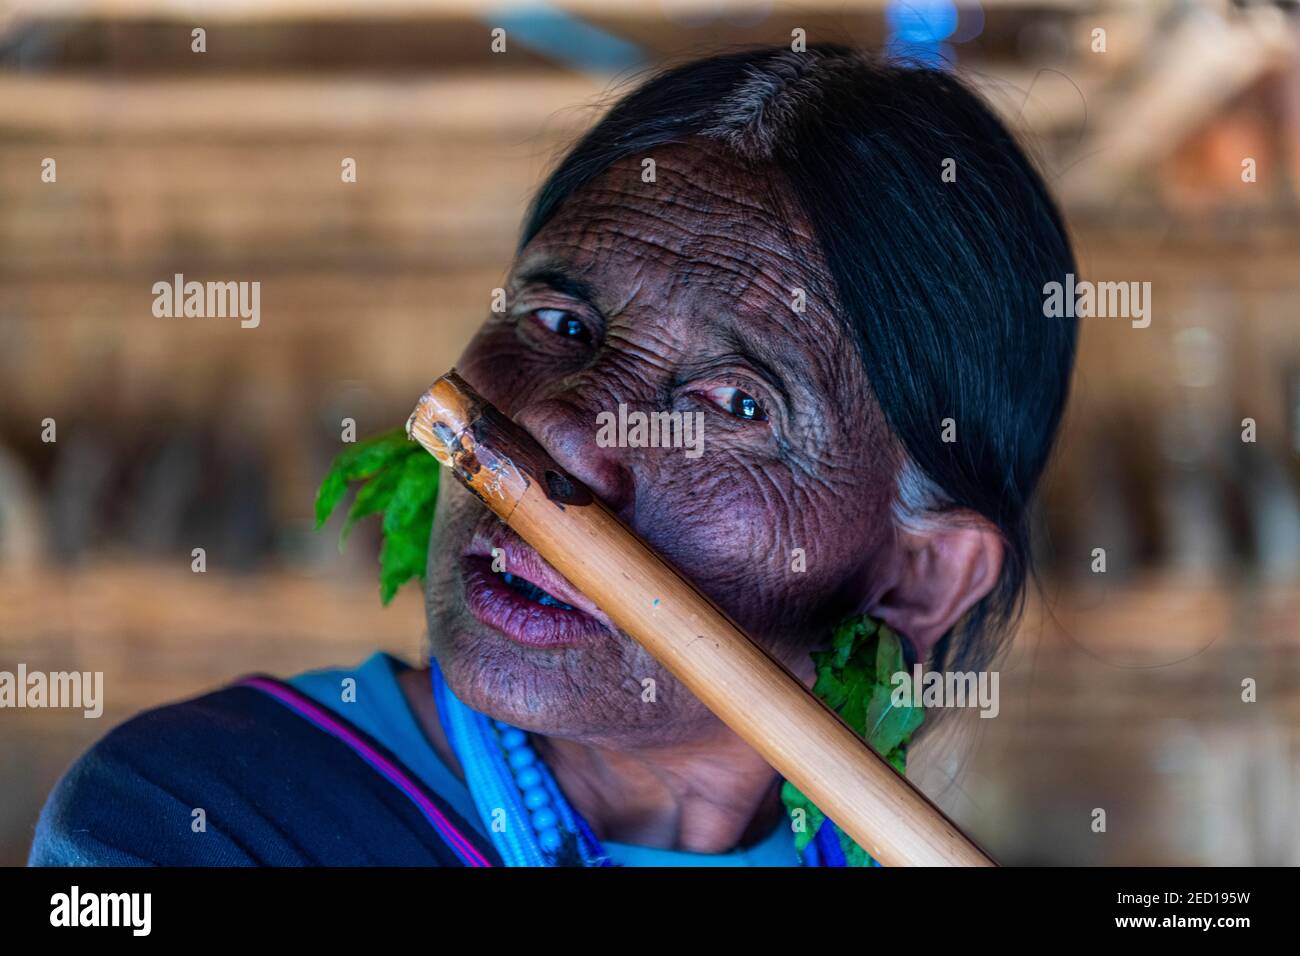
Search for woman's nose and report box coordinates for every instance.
[512,398,636,518]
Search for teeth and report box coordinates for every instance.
[497,565,575,612]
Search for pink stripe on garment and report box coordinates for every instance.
[239,676,493,867]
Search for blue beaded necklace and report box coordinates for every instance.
[430,663,611,866]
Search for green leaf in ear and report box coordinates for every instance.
[782,615,924,866]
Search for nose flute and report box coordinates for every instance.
[407,370,994,867]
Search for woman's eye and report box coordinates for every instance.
[703,386,767,422]
[530,308,592,345]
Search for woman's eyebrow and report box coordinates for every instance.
[512,264,599,308]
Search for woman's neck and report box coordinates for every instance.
[532,725,787,854]
[397,666,786,854]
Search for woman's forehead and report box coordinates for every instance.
[540,142,816,248]
[513,141,839,338]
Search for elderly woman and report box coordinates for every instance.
[31,46,1075,867]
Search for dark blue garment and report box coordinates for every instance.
[28,681,498,867]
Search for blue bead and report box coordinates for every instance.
[522,786,550,810]
[493,720,512,732]
[515,766,542,789]
[499,729,526,749]
[531,808,559,831]
[537,828,562,852]
[507,748,536,770]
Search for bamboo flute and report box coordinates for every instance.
[407,369,995,867]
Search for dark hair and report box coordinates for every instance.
[519,46,1078,672]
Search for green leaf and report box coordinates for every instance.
[834,655,876,738]
[785,614,924,866]
[866,688,925,758]
[840,836,874,869]
[831,614,876,667]
[378,502,433,604]
[863,623,924,756]
[336,428,413,481]
[342,464,402,542]
[381,453,439,538]
[780,780,826,854]
[313,426,439,604]
[314,427,414,530]
[875,621,906,687]
[376,454,439,604]
[314,467,349,530]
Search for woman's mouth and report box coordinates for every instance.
[460,544,611,649]
[499,571,576,610]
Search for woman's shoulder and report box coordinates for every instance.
[28,655,493,867]
[29,680,311,865]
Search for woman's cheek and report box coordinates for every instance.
[666,457,874,611]
[633,466,795,594]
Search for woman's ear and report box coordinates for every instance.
[867,514,1004,662]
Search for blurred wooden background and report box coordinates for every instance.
[1,0,1299,865]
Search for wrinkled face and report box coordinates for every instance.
[425,140,901,747]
